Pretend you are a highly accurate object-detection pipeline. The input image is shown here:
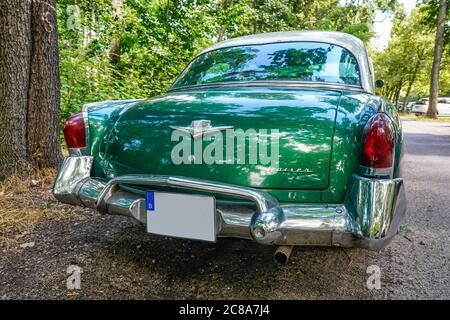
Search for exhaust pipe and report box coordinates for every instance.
[273,246,294,265]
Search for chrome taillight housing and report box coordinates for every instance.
[63,112,86,150]
[360,113,395,177]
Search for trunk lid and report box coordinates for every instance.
[102,87,340,190]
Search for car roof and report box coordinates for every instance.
[200,30,366,56]
[197,30,374,93]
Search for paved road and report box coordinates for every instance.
[0,119,449,299]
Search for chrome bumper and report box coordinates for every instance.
[53,156,406,250]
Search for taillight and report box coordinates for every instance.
[63,112,86,149]
[360,113,394,175]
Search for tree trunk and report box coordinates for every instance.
[109,0,123,64]
[0,0,32,179]
[217,26,226,42]
[0,0,62,180]
[427,0,448,118]
[387,86,395,101]
[403,53,423,108]
[393,85,402,108]
[27,0,63,168]
[109,37,121,64]
[217,0,230,42]
[402,81,413,109]
[165,0,170,43]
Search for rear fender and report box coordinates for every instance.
[83,99,144,177]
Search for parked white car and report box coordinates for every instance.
[412,97,450,116]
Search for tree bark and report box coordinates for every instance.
[217,26,226,42]
[217,0,230,42]
[0,0,32,179]
[427,0,448,118]
[403,52,423,108]
[0,0,62,180]
[109,0,123,64]
[393,83,403,108]
[27,0,63,168]
[109,37,121,64]
[164,0,170,43]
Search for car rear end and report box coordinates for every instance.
[53,32,406,253]
[54,90,405,251]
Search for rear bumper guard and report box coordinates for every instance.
[53,156,406,250]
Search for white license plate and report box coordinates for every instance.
[145,191,216,242]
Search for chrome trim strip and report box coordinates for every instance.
[81,106,90,150]
[359,165,394,178]
[68,148,83,156]
[168,80,368,94]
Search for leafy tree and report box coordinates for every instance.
[372,7,435,107]
[56,0,398,122]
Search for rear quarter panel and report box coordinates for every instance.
[321,92,379,203]
[84,99,143,178]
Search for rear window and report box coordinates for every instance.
[172,42,361,88]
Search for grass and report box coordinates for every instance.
[400,113,450,122]
[0,169,90,247]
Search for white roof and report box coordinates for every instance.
[199,31,374,93]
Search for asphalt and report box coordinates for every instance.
[0,119,449,299]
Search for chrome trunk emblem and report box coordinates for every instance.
[170,120,233,139]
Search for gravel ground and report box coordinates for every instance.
[0,119,449,299]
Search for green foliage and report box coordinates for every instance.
[372,1,450,104]
[57,0,399,122]
[372,8,434,102]
[418,0,450,46]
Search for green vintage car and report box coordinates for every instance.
[54,31,406,263]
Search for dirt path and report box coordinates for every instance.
[0,119,448,299]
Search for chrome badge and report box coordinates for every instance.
[170,120,233,139]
